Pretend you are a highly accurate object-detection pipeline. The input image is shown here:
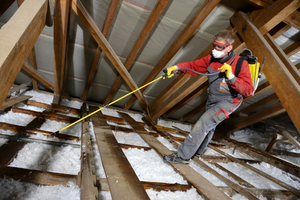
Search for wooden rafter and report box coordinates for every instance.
[103,0,171,105]
[231,11,300,133]
[71,0,149,110]
[284,10,300,30]
[22,62,54,91]
[17,0,39,89]
[90,106,150,199]
[81,0,119,101]
[284,38,300,57]
[123,0,221,110]
[0,0,47,109]
[53,0,71,104]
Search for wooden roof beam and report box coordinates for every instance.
[123,0,221,110]
[22,62,54,91]
[71,0,149,110]
[284,10,300,30]
[17,0,39,90]
[231,11,300,133]
[81,0,119,101]
[53,0,71,104]
[0,0,47,109]
[284,38,300,57]
[104,0,171,105]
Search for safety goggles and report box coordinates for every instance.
[212,41,230,50]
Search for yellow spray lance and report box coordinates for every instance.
[51,75,165,136]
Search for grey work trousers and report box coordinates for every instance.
[177,97,242,159]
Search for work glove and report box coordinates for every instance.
[220,63,235,80]
[163,65,178,79]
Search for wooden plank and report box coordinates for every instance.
[78,104,98,200]
[53,0,71,101]
[254,0,300,35]
[244,0,273,8]
[0,166,77,186]
[271,149,300,157]
[123,0,221,110]
[26,100,81,115]
[104,0,171,105]
[18,0,39,91]
[22,62,54,91]
[201,155,260,164]
[90,106,150,200]
[284,10,300,30]
[11,107,78,123]
[0,133,80,148]
[209,145,300,196]
[213,134,300,178]
[231,11,300,133]
[269,22,291,39]
[71,0,149,110]
[212,163,255,188]
[97,178,192,192]
[0,122,79,141]
[119,112,231,200]
[0,95,31,111]
[284,38,300,57]
[264,33,300,86]
[0,0,47,108]
[192,158,259,200]
[82,0,119,101]
[0,109,47,166]
[6,82,31,98]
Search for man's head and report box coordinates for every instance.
[212,30,234,58]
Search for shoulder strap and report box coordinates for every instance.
[235,57,245,77]
[209,56,214,65]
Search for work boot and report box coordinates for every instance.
[195,153,201,158]
[163,152,190,164]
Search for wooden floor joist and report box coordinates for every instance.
[0,95,32,111]
[78,104,98,200]
[0,122,79,141]
[213,133,300,178]
[11,107,79,123]
[209,145,300,197]
[0,166,77,186]
[89,106,150,200]
[118,112,231,200]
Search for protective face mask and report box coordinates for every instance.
[212,48,225,58]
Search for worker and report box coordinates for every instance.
[163,30,254,164]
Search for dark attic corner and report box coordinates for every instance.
[0,0,300,199]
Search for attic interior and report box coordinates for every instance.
[1,0,300,199]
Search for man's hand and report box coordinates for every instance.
[163,65,178,79]
[220,63,235,80]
